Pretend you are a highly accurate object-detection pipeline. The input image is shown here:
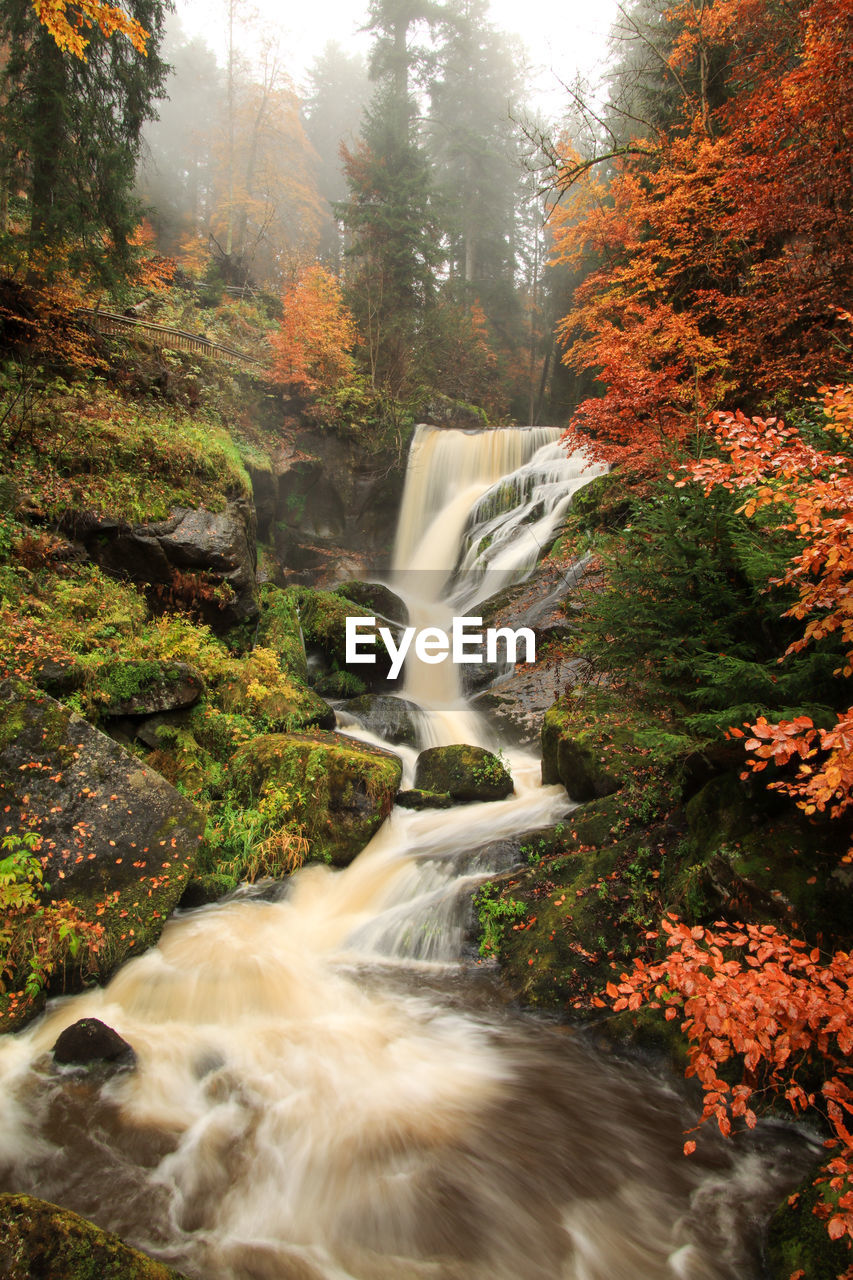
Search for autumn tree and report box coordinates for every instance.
[270,265,356,393]
[0,0,169,288]
[549,0,853,471]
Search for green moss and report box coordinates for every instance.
[0,1193,188,1280]
[230,731,402,866]
[765,1173,851,1280]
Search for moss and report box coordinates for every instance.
[230,731,402,866]
[257,584,308,682]
[0,1193,188,1280]
[414,744,513,801]
[764,1173,851,1280]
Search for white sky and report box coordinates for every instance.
[174,0,620,119]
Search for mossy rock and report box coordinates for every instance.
[569,471,630,531]
[541,703,621,801]
[414,744,513,802]
[257,584,309,682]
[0,680,203,1024]
[95,660,204,717]
[346,694,421,747]
[764,1172,851,1280]
[0,1193,188,1280]
[396,788,454,810]
[229,730,402,866]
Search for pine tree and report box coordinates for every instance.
[0,0,170,288]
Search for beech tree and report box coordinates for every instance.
[549,0,853,471]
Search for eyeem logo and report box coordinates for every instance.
[345,616,536,680]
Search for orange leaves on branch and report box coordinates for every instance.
[549,0,853,471]
[270,266,356,394]
[684,385,853,850]
[32,0,149,59]
[606,915,853,1247]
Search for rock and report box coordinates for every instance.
[65,499,258,633]
[0,680,204,1011]
[295,585,403,689]
[266,428,405,559]
[396,788,454,810]
[541,703,621,801]
[334,580,409,626]
[230,731,402,867]
[97,661,204,717]
[345,694,422,747]
[31,658,87,699]
[0,1193,189,1280]
[413,744,513,802]
[52,1017,136,1069]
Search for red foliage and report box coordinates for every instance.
[683,380,853,853]
[607,915,853,1246]
[549,0,853,471]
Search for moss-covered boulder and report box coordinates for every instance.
[413,744,513,802]
[230,730,402,866]
[541,702,621,801]
[0,1193,188,1280]
[95,660,204,717]
[0,680,203,1012]
[257,584,309,683]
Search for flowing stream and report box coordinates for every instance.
[0,426,814,1278]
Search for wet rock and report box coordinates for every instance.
[97,660,204,717]
[0,680,203,1015]
[230,730,402,867]
[0,1193,189,1280]
[65,499,258,633]
[52,1017,136,1069]
[345,694,421,747]
[334,580,409,626]
[414,744,513,802]
[396,788,454,810]
[541,706,621,802]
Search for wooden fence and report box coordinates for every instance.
[76,308,259,367]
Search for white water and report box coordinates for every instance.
[0,425,811,1279]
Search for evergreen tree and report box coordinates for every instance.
[302,43,372,268]
[337,0,441,394]
[0,0,170,288]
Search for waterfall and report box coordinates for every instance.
[0,426,809,1280]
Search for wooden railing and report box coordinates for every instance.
[76,308,259,367]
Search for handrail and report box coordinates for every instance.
[75,307,260,367]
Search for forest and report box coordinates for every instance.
[0,0,851,1278]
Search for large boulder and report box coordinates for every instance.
[230,730,402,867]
[541,703,620,801]
[0,1194,188,1280]
[345,694,422,747]
[65,499,258,632]
[334,580,409,626]
[413,744,513,802]
[0,681,204,1002]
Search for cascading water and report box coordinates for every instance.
[0,426,814,1280]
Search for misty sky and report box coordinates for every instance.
[175,0,620,115]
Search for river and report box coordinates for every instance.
[0,426,814,1278]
